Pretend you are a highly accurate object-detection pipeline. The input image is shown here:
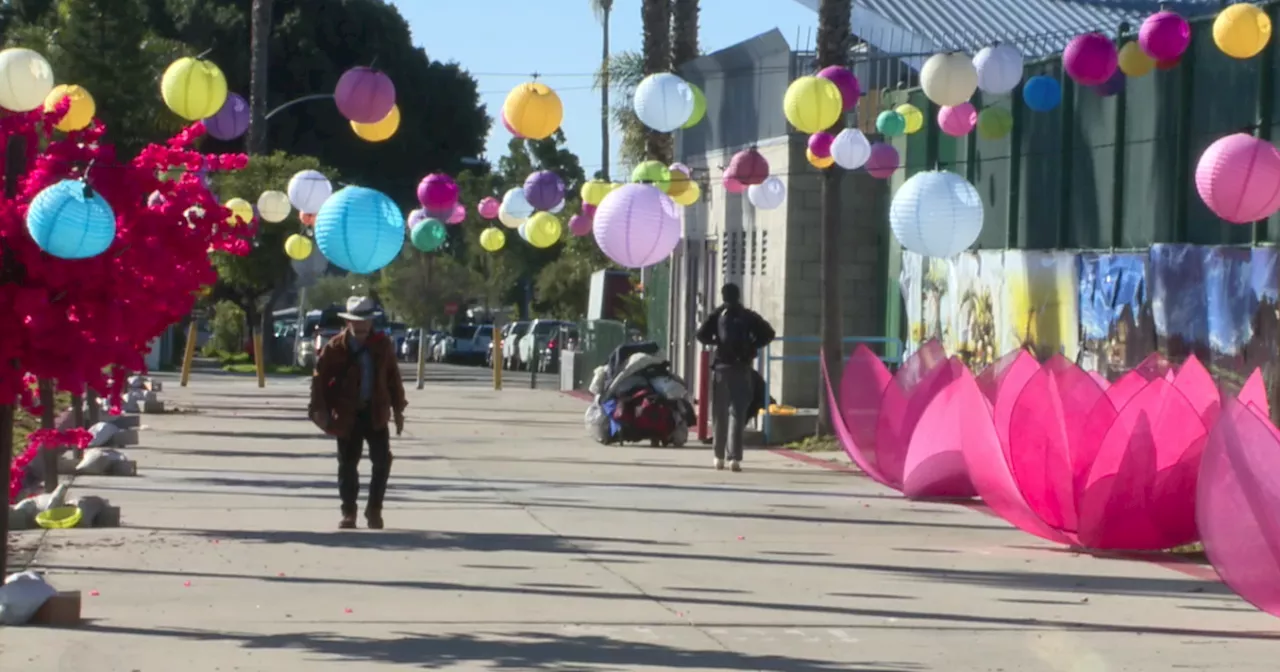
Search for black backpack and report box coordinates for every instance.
[717,307,756,365]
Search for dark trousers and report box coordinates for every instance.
[337,407,392,516]
[712,364,753,461]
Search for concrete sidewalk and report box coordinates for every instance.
[2,371,1277,671]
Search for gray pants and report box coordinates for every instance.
[712,364,753,461]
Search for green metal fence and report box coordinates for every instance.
[573,319,628,389]
[644,260,670,349]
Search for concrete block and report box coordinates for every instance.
[138,400,165,414]
[106,414,141,430]
[29,591,82,626]
[96,506,121,528]
[106,460,138,477]
[108,429,139,448]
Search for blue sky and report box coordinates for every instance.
[391,0,818,177]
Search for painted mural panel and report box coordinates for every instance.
[1076,252,1153,379]
[947,251,1005,371]
[899,251,924,358]
[1001,251,1080,361]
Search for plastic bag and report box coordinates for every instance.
[585,403,611,443]
[588,366,609,395]
[75,447,126,476]
[0,571,57,625]
[87,422,119,448]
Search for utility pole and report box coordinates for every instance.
[247,0,273,155]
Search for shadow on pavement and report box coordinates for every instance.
[129,527,684,553]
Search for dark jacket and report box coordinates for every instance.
[696,303,776,368]
[309,329,407,438]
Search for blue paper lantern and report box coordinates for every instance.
[1022,75,1062,112]
[314,186,404,274]
[26,179,116,259]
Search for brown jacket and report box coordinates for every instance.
[309,329,407,438]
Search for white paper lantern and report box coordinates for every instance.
[920,53,978,107]
[0,48,54,113]
[498,203,525,229]
[256,190,292,223]
[550,199,565,214]
[830,129,872,169]
[972,44,1024,95]
[889,171,984,258]
[501,187,535,219]
[517,220,531,241]
[747,176,787,210]
[287,169,332,213]
[633,73,695,133]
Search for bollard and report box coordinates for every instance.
[415,327,427,390]
[529,345,538,389]
[253,330,266,388]
[493,337,503,391]
[697,348,711,443]
[180,320,198,387]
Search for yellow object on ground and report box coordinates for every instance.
[36,506,82,529]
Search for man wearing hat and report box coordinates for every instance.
[309,296,407,529]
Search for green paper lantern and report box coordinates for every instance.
[631,160,672,192]
[875,110,907,137]
[411,217,447,252]
[682,83,706,129]
[976,107,1014,140]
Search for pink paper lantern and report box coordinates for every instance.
[568,212,593,236]
[808,132,835,159]
[592,184,681,268]
[1195,133,1280,224]
[938,103,977,137]
[477,196,500,220]
[417,173,458,212]
[723,175,746,193]
[1064,33,1118,86]
[334,67,397,124]
[1139,11,1191,62]
[817,65,860,112]
[725,148,770,186]
[864,143,899,179]
[581,203,597,218]
[446,203,466,225]
[502,112,526,139]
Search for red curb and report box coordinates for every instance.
[561,390,592,402]
[768,448,1222,583]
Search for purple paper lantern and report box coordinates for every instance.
[1092,70,1126,97]
[938,103,977,137]
[1064,33,1118,86]
[808,132,835,159]
[864,143,900,179]
[447,203,466,225]
[334,67,397,124]
[523,170,565,211]
[817,65,861,112]
[204,93,249,141]
[725,149,770,186]
[1139,11,1191,62]
[593,184,681,268]
[478,196,500,220]
[417,173,458,211]
[569,212,593,237]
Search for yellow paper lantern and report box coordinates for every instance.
[1117,42,1156,78]
[479,227,506,252]
[224,197,254,226]
[672,180,701,206]
[284,234,313,261]
[161,57,228,121]
[256,190,292,223]
[667,171,692,200]
[807,148,835,169]
[351,104,400,142]
[526,212,563,249]
[502,82,563,140]
[783,76,843,134]
[895,103,924,134]
[44,84,95,132]
[581,179,612,206]
[1215,3,1272,59]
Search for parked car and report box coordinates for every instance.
[517,319,570,370]
[502,321,531,370]
[538,324,579,374]
[447,324,492,364]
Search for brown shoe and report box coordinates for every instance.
[365,511,384,530]
[339,514,357,529]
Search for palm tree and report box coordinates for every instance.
[247,0,272,154]
[589,0,614,179]
[640,0,673,163]
[596,51,648,168]
[815,0,851,437]
[671,0,699,66]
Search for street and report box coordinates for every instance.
[398,360,564,391]
[2,369,1277,670]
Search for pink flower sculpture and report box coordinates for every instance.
[966,351,1224,550]
[827,340,977,499]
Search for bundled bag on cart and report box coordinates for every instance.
[582,342,695,447]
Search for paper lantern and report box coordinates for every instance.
[830,128,872,169]
[284,234,314,261]
[889,171,984,257]
[478,196,501,219]
[747,176,786,210]
[300,212,316,226]
[313,186,405,273]
[682,83,706,129]
[498,203,524,229]
[25,179,116,259]
[817,65,860,112]
[407,208,428,230]
[477,228,505,253]
[501,187,535,219]
[502,112,526,139]
[523,170,565,211]
[224,197,254,226]
[1118,42,1156,77]
[516,220,531,242]
[583,203,598,217]
[807,148,835,169]
[972,44,1024,95]
[334,67,396,124]
[1157,58,1181,71]
[526,212,563,248]
[411,218,448,252]
[161,57,228,121]
[667,169,693,200]
[672,180,701,206]
[1022,76,1062,112]
[288,170,332,213]
[351,104,400,142]
[864,143,899,179]
[1215,3,1272,59]
[256,190,291,224]
[920,53,978,107]
[594,184,681,268]
[783,76,843,134]
[977,107,1013,140]
[1064,33,1118,86]
[808,132,835,159]
[726,148,769,186]
[503,82,563,140]
[631,160,672,191]
[633,73,695,133]
[581,179,612,206]
[418,173,459,211]
[876,110,906,137]
[444,203,465,225]
[1195,133,1280,224]
[723,175,746,193]
[0,48,54,113]
[1092,70,1126,97]
[204,92,249,141]
[1140,11,1191,61]
[938,103,977,137]
[569,212,593,236]
[44,84,94,132]
[896,104,924,134]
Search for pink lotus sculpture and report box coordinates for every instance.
[827,340,977,499]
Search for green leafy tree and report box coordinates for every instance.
[304,273,366,311]
[596,51,647,171]
[378,254,482,330]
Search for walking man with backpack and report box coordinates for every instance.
[696,283,776,471]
